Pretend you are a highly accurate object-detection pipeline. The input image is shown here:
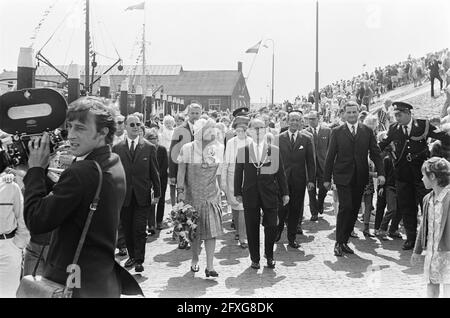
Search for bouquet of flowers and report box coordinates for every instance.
[170,202,200,244]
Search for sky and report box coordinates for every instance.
[1,0,449,104]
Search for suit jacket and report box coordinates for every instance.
[379,119,450,182]
[168,122,194,179]
[278,131,315,189]
[112,137,161,207]
[156,145,169,181]
[23,146,142,298]
[306,124,331,173]
[234,142,288,209]
[324,123,384,186]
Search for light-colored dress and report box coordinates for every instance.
[177,141,224,240]
[423,186,450,284]
[221,136,252,210]
[159,126,174,151]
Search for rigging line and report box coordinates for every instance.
[38,0,82,53]
[29,0,60,47]
[246,51,259,82]
[62,26,77,69]
[99,15,121,58]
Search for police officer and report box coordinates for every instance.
[224,107,249,148]
[379,101,450,250]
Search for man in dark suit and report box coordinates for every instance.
[276,111,315,248]
[324,101,385,257]
[23,97,142,297]
[379,101,450,250]
[305,111,331,221]
[144,128,169,232]
[235,118,289,269]
[112,114,161,272]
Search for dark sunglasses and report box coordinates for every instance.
[129,122,142,128]
[117,121,124,125]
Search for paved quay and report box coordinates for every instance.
[117,191,426,298]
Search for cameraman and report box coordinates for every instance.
[22,97,142,298]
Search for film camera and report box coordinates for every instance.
[0,88,68,167]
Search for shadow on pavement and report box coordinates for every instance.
[156,271,219,298]
[215,244,250,266]
[324,254,373,279]
[303,218,335,234]
[224,266,287,296]
[133,274,149,284]
[274,244,315,267]
[153,246,198,267]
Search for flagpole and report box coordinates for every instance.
[85,0,90,95]
[315,0,319,112]
[265,39,275,107]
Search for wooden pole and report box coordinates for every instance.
[85,0,90,94]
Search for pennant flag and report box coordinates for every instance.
[125,2,145,11]
[245,40,262,54]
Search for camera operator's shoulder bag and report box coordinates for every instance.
[16,161,103,298]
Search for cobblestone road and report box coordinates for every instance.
[116,191,427,298]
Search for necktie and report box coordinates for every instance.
[313,129,318,147]
[351,125,356,136]
[290,133,295,146]
[130,140,135,159]
[403,125,408,137]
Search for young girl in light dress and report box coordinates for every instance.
[411,157,450,298]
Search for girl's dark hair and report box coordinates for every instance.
[421,157,450,187]
[66,97,117,145]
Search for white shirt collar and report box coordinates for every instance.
[288,130,298,139]
[346,122,358,133]
[405,118,413,131]
[76,152,91,161]
[127,136,139,149]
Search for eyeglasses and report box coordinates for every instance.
[129,122,142,128]
[117,121,124,125]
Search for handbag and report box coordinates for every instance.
[16,161,103,298]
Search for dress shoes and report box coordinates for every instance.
[334,244,344,257]
[402,240,415,250]
[341,243,354,254]
[118,248,128,257]
[251,262,260,269]
[267,259,276,269]
[205,269,219,277]
[135,262,144,273]
[310,215,319,222]
[318,207,324,215]
[350,231,358,238]
[288,241,300,249]
[296,226,303,235]
[124,258,136,268]
[363,230,375,238]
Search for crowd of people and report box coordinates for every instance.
[1,51,450,298]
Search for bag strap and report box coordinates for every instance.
[63,161,103,297]
[71,160,103,266]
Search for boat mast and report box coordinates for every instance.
[85,0,90,94]
[142,22,147,119]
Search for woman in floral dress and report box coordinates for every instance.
[177,118,224,277]
[411,157,450,297]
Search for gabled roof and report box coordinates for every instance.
[148,71,242,96]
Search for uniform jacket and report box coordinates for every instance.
[168,122,194,179]
[379,119,450,182]
[112,137,161,207]
[23,146,143,298]
[234,142,288,209]
[324,123,384,186]
[277,131,315,188]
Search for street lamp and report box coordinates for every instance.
[263,39,275,107]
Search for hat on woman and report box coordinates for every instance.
[232,116,250,129]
